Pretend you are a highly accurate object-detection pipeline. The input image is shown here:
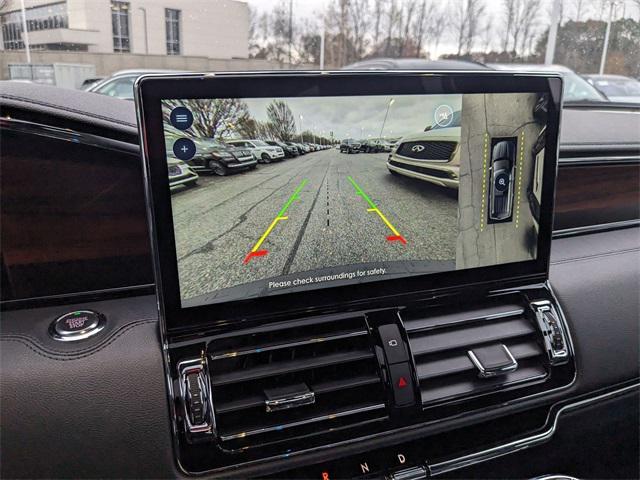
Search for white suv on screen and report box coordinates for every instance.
[227,139,285,163]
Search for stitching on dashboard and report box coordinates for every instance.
[551,247,640,265]
[0,94,138,129]
[0,319,158,360]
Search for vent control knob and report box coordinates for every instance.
[531,301,570,365]
[186,372,205,425]
[178,359,214,442]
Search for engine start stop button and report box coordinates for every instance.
[50,310,106,341]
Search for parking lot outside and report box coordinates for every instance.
[456,93,542,269]
[171,149,458,303]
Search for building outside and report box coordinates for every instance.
[0,0,296,83]
[0,0,249,58]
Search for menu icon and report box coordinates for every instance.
[170,106,193,130]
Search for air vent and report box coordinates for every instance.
[404,303,547,407]
[207,313,387,452]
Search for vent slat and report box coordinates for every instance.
[415,340,542,381]
[219,402,386,441]
[207,314,386,452]
[409,317,535,357]
[211,349,374,386]
[404,304,525,333]
[215,373,381,414]
[420,364,547,405]
[406,301,549,407]
[210,329,367,359]
[225,415,390,452]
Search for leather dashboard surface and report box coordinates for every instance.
[1,227,638,479]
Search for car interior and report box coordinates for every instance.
[1,66,638,480]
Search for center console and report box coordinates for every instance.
[168,283,574,477]
[134,71,571,478]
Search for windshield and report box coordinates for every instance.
[2,1,638,99]
[253,140,269,146]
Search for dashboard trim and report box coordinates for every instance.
[0,117,139,155]
[427,382,639,476]
[553,219,640,239]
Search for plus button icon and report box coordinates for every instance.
[173,138,195,160]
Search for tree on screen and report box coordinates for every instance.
[266,100,296,142]
[162,98,251,140]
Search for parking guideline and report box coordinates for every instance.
[347,176,407,245]
[243,179,308,264]
[515,131,525,228]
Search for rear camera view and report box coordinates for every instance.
[162,92,546,307]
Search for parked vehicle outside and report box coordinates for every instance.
[87,69,178,100]
[488,64,608,103]
[583,74,640,104]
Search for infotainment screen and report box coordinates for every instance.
[136,72,561,321]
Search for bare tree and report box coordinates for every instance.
[464,0,485,53]
[518,0,541,55]
[372,0,384,45]
[502,0,517,51]
[399,0,417,56]
[349,0,370,60]
[411,0,430,57]
[452,0,486,55]
[426,4,447,58]
[573,0,586,21]
[266,100,296,141]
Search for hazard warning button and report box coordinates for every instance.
[389,363,415,407]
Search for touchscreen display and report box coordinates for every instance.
[161,92,548,308]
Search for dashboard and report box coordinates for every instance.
[0,79,638,480]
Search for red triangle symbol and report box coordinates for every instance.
[398,377,408,388]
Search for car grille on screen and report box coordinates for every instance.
[396,141,457,161]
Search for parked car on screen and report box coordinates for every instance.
[387,111,461,188]
[285,141,304,155]
[227,139,285,163]
[167,157,199,190]
[583,74,640,104]
[265,140,299,158]
[340,138,361,153]
[296,142,311,153]
[488,140,516,221]
[190,138,257,176]
[361,138,391,153]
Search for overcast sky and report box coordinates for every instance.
[244,94,461,139]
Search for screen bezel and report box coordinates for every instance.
[135,71,562,332]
